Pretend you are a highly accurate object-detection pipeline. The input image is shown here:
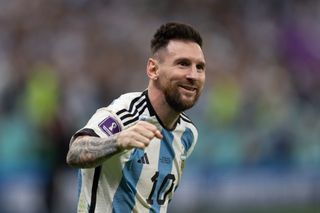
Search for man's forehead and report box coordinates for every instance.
[166,39,201,50]
[164,40,205,60]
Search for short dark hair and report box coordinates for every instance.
[151,22,203,54]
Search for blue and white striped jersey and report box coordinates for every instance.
[72,90,198,213]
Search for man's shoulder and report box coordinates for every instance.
[107,91,145,111]
[118,91,143,100]
[179,112,198,132]
[85,92,145,137]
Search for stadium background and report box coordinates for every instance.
[0,0,319,212]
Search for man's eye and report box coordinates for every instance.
[196,63,206,71]
[196,64,204,70]
[178,61,190,66]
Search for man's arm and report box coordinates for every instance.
[66,134,121,168]
[66,121,163,168]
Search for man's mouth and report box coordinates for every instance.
[179,85,197,93]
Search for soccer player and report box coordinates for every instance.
[66,22,206,213]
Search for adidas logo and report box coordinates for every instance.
[137,153,149,164]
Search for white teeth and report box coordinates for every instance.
[185,86,194,90]
[180,86,196,91]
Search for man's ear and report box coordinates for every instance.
[146,58,159,80]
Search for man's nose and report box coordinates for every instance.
[186,65,199,79]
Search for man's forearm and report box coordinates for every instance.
[66,135,122,168]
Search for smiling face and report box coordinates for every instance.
[152,40,206,112]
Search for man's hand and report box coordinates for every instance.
[116,121,163,150]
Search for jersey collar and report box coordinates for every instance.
[143,90,181,131]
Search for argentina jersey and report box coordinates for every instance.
[72,90,198,213]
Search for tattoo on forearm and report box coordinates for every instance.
[67,135,121,168]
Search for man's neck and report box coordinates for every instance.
[147,88,180,130]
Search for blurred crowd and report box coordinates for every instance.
[0,0,319,212]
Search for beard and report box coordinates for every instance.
[162,81,201,112]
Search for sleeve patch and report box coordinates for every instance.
[98,116,121,136]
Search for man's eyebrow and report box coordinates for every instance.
[173,57,206,66]
[174,57,189,61]
[173,57,192,63]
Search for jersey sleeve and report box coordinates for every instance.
[71,107,124,142]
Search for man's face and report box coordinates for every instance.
[155,40,206,112]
